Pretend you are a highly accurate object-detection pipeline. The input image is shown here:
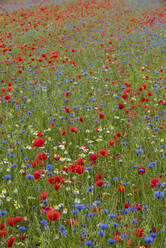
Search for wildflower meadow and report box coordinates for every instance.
[0,0,165,247]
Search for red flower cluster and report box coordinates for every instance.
[32,138,44,147]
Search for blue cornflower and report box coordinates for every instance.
[10,164,17,168]
[132,218,137,223]
[85,240,92,246]
[75,204,85,210]
[4,175,11,180]
[40,220,47,225]
[113,177,119,181]
[108,238,116,244]
[104,183,110,188]
[144,236,153,243]
[87,213,94,218]
[85,167,92,171]
[97,231,105,236]
[109,214,116,218]
[26,174,34,180]
[18,226,26,231]
[0,211,7,215]
[153,191,164,199]
[100,224,107,230]
[103,209,109,214]
[136,149,143,155]
[87,186,94,192]
[150,232,156,238]
[58,225,65,231]
[93,200,100,206]
[114,223,118,228]
[120,233,129,238]
[124,182,130,186]
[81,229,88,235]
[71,209,79,214]
[46,164,52,170]
[120,209,125,214]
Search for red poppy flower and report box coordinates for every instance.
[40,192,48,201]
[4,95,10,100]
[108,139,115,146]
[150,178,159,188]
[158,99,163,104]
[46,177,55,185]
[13,216,23,224]
[136,228,144,237]
[119,104,125,109]
[79,116,84,122]
[0,229,7,236]
[37,132,43,137]
[143,84,148,89]
[133,188,139,195]
[138,167,146,176]
[134,203,142,211]
[50,50,59,58]
[75,165,84,174]
[69,126,78,133]
[7,217,22,227]
[99,113,105,119]
[96,180,104,186]
[54,156,60,161]
[99,149,109,156]
[66,219,75,226]
[127,239,133,246]
[138,87,143,91]
[114,135,119,141]
[32,161,37,168]
[0,223,5,230]
[32,138,44,147]
[76,158,85,166]
[151,227,156,233]
[90,153,98,161]
[116,132,122,137]
[41,206,52,214]
[33,171,41,180]
[60,130,67,135]
[50,122,54,127]
[68,164,76,173]
[7,218,16,227]
[36,153,47,161]
[117,185,126,192]
[54,183,60,191]
[122,93,128,100]
[114,235,122,242]
[7,236,16,247]
[47,210,61,221]
[54,175,64,184]
[96,173,103,181]
[124,202,130,208]
[64,107,70,113]
[64,91,70,97]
